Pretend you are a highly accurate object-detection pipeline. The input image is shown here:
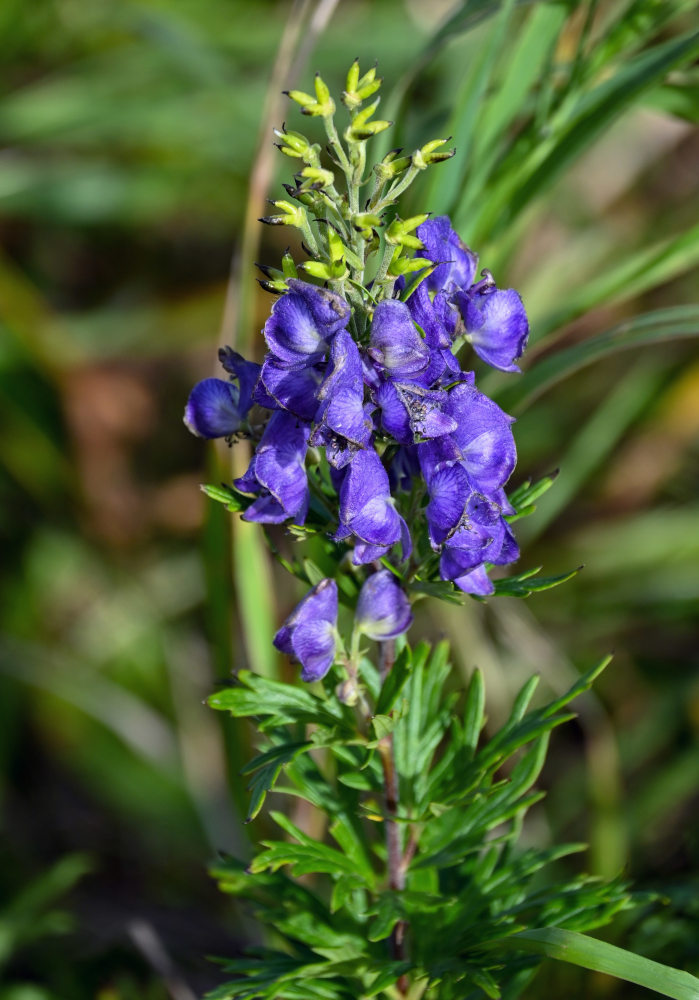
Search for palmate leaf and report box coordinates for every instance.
[208,670,352,732]
[239,738,313,822]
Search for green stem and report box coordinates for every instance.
[379,639,409,995]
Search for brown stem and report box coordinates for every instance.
[379,640,409,994]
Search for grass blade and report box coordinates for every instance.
[496,927,699,1000]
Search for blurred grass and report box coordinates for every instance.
[1,0,698,996]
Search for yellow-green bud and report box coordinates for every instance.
[259,200,307,229]
[385,214,429,247]
[345,100,391,142]
[300,165,335,189]
[301,259,347,281]
[374,149,411,183]
[413,138,455,170]
[281,251,298,279]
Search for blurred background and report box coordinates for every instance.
[0,1,697,997]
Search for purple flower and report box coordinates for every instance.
[255,357,322,421]
[454,283,529,373]
[336,449,410,564]
[311,330,373,468]
[368,299,430,378]
[184,349,261,439]
[234,411,310,524]
[439,493,519,596]
[274,578,338,682]
[355,570,413,641]
[444,382,516,493]
[416,216,478,295]
[184,378,246,439]
[263,279,350,367]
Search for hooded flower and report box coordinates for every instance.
[274,578,338,682]
[444,382,516,493]
[184,348,261,439]
[263,279,350,367]
[454,283,529,373]
[416,215,478,295]
[335,449,410,565]
[234,411,310,524]
[355,570,413,641]
[311,329,373,468]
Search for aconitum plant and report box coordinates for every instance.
[186,65,698,1000]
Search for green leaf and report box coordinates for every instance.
[239,740,313,822]
[462,667,485,757]
[375,645,412,717]
[494,927,699,1000]
[201,481,253,513]
[466,28,699,240]
[208,671,348,731]
[492,565,581,598]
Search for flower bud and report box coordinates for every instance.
[285,75,335,117]
[343,60,381,110]
[355,570,413,641]
[385,213,429,248]
[300,259,347,281]
[412,138,455,170]
[374,149,411,184]
[274,578,339,682]
[259,200,307,229]
[300,165,335,189]
[345,101,391,142]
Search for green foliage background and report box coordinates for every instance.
[0,1,697,997]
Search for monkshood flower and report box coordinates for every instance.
[355,570,413,641]
[440,494,519,596]
[335,449,410,565]
[234,411,310,524]
[454,278,529,373]
[273,578,338,681]
[415,216,529,373]
[311,329,373,468]
[263,278,350,366]
[184,348,260,439]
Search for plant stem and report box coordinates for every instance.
[379,639,409,994]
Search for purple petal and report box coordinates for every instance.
[293,620,337,681]
[458,288,529,373]
[218,347,261,415]
[339,450,401,548]
[184,378,242,438]
[376,380,412,444]
[273,578,338,682]
[356,570,413,641]
[258,358,322,420]
[425,463,471,547]
[452,564,494,596]
[286,279,351,337]
[416,216,478,294]
[446,382,516,492]
[368,299,430,377]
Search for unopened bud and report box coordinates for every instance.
[374,149,411,183]
[345,100,391,142]
[259,200,307,229]
[301,259,348,281]
[413,138,454,170]
[300,165,335,189]
[385,213,429,247]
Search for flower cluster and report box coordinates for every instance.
[185,213,528,681]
